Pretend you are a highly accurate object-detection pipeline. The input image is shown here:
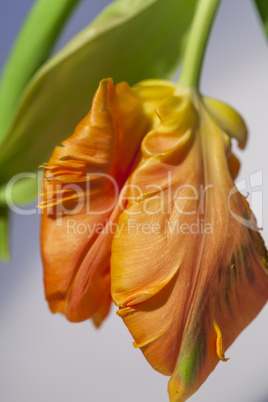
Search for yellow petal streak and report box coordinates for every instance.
[213,321,229,362]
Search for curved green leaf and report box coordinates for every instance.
[0,206,9,261]
[0,175,40,261]
[0,0,82,143]
[0,0,197,191]
[254,0,268,38]
[0,173,41,206]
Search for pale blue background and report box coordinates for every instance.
[0,1,268,401]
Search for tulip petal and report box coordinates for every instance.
[40,78,152,323]
[111,91,268,400]
[203,97,248,149]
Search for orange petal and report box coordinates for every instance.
[40,78,152,323]
[111,90,268,400]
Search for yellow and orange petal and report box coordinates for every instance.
[39,78,164,323]
[110,84,268,400]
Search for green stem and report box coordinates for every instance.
[179,0,221,90]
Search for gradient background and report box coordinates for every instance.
[0,1,268,401]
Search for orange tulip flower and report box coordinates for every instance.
[40,79,268,401]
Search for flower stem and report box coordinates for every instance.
[178,0,221,90]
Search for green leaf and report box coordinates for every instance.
[0,0,82,144]
[0,172,41,206]
[254,0,268,38]
[0,206,9,261]
[0,0,197,197]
